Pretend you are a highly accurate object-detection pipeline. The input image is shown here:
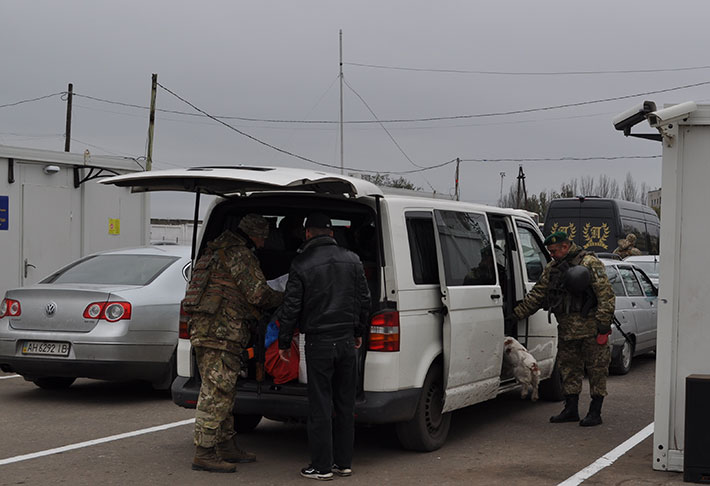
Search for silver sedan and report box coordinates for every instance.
[0,246,190,389]
[601,259,658,375]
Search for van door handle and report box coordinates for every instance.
[490,294,501,300]
[429,307,448,316]
[631,302,637,307]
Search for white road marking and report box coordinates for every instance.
[557,422,654,486]
[0,418,196,466]
[0,374,20,380]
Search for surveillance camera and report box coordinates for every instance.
[43,165,61,174]
[612,101,657,135]
[647,101,697,128]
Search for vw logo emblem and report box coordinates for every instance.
[45,302,57,316]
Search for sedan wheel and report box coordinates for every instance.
[611,340,634,375]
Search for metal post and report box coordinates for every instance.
[455,158,460,201]
[146,73,158,171]
[339,30,344,175]
[64,83,73,152]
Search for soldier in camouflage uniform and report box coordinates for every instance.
[613,233,642,259]
[513,231,615,427]
[184,214,283,473]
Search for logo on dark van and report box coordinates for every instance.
[582,222,610,250]
[549,222,577,241]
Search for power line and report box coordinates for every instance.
[344,61,710,76]
[0,92,64,109]
[155,81,453,176]
[459,155,661,162]
[74,79,710,125]
[343,78,425,169]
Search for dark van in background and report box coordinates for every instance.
[543,197,660,255]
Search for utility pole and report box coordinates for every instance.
[339,30,344,174]
[515,165,528,209]
[454,158,460,200]
[64,83,73,152]
[146,73,158,171]
[499,171,506,203]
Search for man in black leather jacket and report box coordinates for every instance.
[277,212,371,480]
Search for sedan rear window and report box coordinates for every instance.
[43,255,178,285]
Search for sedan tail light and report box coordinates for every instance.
[1,298,21,317]
[83,301,131,322]
[368,310,400,352]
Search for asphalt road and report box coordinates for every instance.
[0,354,687,486]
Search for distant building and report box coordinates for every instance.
[0,144,148,297]
[648,188,662,208]
[150,218,201,245]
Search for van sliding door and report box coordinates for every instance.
[433,209,503,412]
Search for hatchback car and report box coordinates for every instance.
[624,255,660,287]
[0,246,191,389]
[601,259,658,374]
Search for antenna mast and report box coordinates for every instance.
[339,29,344,175]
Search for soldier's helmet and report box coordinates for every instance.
[238,214,270,238]
[626,233,637,245]
[563,265,592,296]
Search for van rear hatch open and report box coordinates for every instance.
[101,166,383,198]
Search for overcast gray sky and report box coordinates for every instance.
[2,0,708,217]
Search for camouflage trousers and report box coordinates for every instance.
[193,346,242,448]
[558,336,611,397]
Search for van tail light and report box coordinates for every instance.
[179,301,190,339]
[369,310,400,352]
[1,298,21,317]
[83,302,131,322]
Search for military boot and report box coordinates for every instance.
[579,396,604,427]
[216,437,257,463]
[550,394,580,423]
[192,446,237,473]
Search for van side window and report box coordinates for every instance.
[434,210,494,286]
[605,266,626,297]
[618,266,643,296]
[516,225,548,282]
[406,214,439,285]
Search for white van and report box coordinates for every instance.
[102,166,562,451]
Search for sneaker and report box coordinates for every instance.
[300,465,333,481]
[332,464,352,477]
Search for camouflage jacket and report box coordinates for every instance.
[513,243,615,340]
[188,230,283,353]
[613,246,642,259]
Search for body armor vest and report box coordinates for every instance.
[546,250,595,316]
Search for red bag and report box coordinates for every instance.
[264,338,299,384]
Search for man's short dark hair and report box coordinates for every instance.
[305,212,332,230]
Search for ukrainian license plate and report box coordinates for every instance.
[21,341,70,356]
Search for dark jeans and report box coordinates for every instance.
[305,336,357,471]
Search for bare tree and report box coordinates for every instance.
[579,175,595,196]
[597,174,612,197]
[639,181,649,205]
[622,172,638,202]
[609,179,620,199]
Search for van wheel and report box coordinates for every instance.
[538,361,564,402]
[611,340,634,375]
[395,363,451,451]
[32,377,76,390]
[233,413,262,433]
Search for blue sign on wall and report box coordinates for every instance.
[0,196,8,230]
